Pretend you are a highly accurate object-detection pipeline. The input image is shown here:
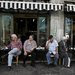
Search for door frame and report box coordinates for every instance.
[13,13,50,46]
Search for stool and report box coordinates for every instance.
[27,54,32,64]
[59,58,62,65]
[58,58,64,65]
[50,54,54,63]
[28,54,32,57]
[15,56,19,65]
[50,55,54,58]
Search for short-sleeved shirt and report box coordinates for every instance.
[24,40,37,51]
[48,40,58,54]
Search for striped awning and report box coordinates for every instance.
[67,4,75,12]
[0,1,63,11]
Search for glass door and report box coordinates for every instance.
[37,17,47,46]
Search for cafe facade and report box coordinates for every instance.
[0,0,75,49]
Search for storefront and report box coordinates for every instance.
[0,1,63,46]
[0,1,74,48]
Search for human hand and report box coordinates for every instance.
[24,51,27,55]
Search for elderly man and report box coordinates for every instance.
[8,34,22,70]
[23,35,37,67]
[46,35,59,66]
[59,36,71,68]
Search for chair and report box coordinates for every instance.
[50,54,54,63]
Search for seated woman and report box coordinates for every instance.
[7,34,22,70]
[23,35,37,67]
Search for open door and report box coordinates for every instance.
[14,18,37,44]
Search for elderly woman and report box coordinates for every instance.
[23,35,37,67]
[8,34,22,70]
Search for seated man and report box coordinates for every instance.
[23,35,37,67]
[46,35,59,66]
[7,34,22,70]
[59,36,71,68]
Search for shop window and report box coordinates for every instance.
[65,17,72,35]
[2,15,13,44]
[64,17,73,47]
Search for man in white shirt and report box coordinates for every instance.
[46,35,59,66]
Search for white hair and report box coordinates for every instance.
[66,35,69,39]
[11,34,17,38]
[62,36,67,40]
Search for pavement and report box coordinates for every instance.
[0,62,75,75]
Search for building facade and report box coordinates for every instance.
[0,0,75,48]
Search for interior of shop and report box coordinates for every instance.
[14,18,37,44]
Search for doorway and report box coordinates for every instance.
[14,18,37,44]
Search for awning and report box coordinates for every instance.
[0,1,63,11]
[67,4,75,12]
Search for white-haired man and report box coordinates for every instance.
[59,36,71,68]
[7,34,22,70]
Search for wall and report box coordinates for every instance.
[50,0,64,42]
[50,11,64,42]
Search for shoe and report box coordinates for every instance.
[47,64,53,68]
[8,66,12,71]
[23,64,26,67]
[64,65,70,68]
[53,64,57,67]
[30,63,35,67]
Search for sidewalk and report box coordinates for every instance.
[0,63,75,75]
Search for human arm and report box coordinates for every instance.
[55,40,59,54]
[45,40,50,49]
[23,40,28,55]
[31,41,37,52]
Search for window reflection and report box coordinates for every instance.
[2,15,13,43]
[38,17,46,33]
[38,17,47,46]
[65,17,72,34]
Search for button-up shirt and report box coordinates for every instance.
[48,40,58,54]
[24,40,37,52]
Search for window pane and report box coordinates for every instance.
[38,17,47,46]
[65,17,72,35]
[2,15,13,43]
[38,17,47,33]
